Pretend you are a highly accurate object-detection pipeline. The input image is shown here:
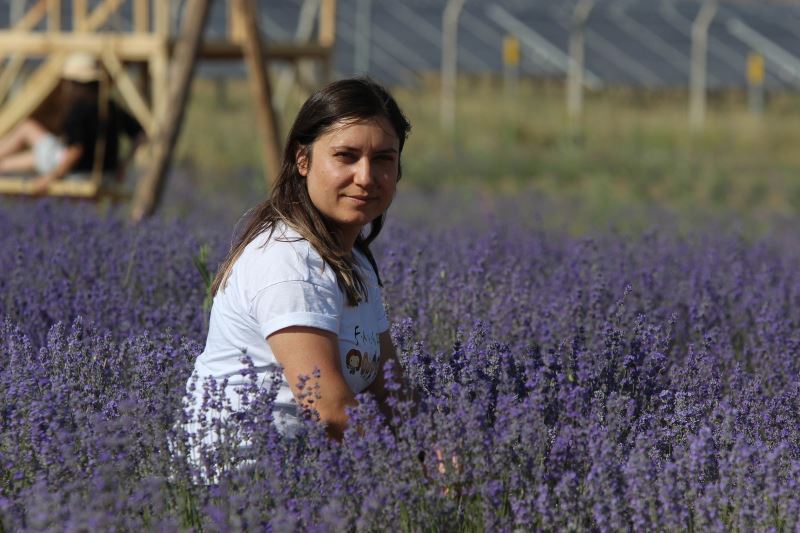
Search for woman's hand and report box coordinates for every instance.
[419,446,461,496]
[30,174,56,195]
[435,447,461,477]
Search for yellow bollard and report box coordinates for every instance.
[502,35,520,97]
[747,52,765,116]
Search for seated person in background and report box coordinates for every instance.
[0,52,144,194]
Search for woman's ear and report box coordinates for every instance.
[296,145,309,177]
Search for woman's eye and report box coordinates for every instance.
[335,152,355,161]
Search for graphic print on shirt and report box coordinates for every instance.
[344,324,379,381]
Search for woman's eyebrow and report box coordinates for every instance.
[374,147,398,154]
[330,145,398,154]
[330,145,358,152]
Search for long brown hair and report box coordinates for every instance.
[211,77,411,305]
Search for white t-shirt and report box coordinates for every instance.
[187,223,389,438]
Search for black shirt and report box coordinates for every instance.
[62,99,143,172]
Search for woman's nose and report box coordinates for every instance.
[354,157,374,187]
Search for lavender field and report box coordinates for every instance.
[1,197,799,531]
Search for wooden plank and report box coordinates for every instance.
[131,0,212,221]
[134,0,149,33]
[0,33,162,59]
[0,37,329,62]
[237,0,282,189]
[194,40,330,60]
[0,53,65,136]
[319,0,336,47]
[85,0,127,32]
[101,50,156,135]
[0,176,98,196]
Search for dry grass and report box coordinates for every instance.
[177,75,800,229]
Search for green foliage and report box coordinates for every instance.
[192,243,214,317]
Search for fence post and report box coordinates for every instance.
[441,0,466,133]
[689,0,717,130]
[355,0,371,73]
[275,0,320,110]
[567,0,593,121]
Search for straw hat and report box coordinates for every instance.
[61,52,100,82]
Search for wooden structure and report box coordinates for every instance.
[0,0,337,218]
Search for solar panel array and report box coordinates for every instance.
[259,0,800,90]
[2,0,799,89]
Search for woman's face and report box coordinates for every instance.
[298,117,400,240]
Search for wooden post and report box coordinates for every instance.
[131,0,212,222]
[74,0,87,31]
[155,0,170,37]
[228,0,245,43]
[47,0,60,31]
[149,44,168,135]
[319,0,336,47]
[320,0,336,82]
[237,0,283,189]
[134,0,149,33]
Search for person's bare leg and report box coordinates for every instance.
[0,150,37,174]
[0,119,49,160]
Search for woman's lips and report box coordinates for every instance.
[343,195,376,205]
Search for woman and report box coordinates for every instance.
[0,52,143,194]
[187,77,412,443]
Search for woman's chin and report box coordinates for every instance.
[337,209,383,228]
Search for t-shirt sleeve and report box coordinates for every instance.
[251,280,342,339]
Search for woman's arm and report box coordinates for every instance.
[268,326,356,441]
[365,330,413,424]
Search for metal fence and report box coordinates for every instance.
[250,0,800,91]
[5,0,797,89]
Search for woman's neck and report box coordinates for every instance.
[338,226,362,253]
